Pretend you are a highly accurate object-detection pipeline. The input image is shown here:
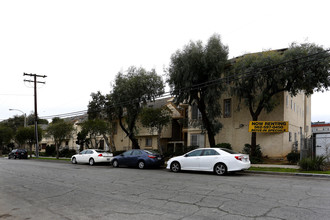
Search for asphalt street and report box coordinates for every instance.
[0,158,329,220]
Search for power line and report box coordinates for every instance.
[38,49,330,120]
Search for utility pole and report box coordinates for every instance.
[24,73,47,158]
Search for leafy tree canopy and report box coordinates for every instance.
[230,43,330,156]
[111,66,165,149]
[167,33,229,147]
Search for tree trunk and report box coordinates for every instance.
[109,133,116,152]
[56,143,59,159]
[29,143,33,158]
[157,128,163,155]
[118,117,140,149]
[250,114,258,157]
[197,99,216,148]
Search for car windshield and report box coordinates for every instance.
[220,148,239,154]
[95,150,107,153]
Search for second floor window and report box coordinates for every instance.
[191,104,202,120]
[224,99,231,118]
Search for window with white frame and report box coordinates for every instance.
[190,134,205,147]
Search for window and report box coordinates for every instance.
[291,100,293,109]
[294,103,296,112]
[100,140,104,149]
[191,104,202,120]
[132,150,143,156]
[146,138,152,147]
[202,149,220,156]
[123,150,133,156]
[289,132,292,142]
[112,122,117,134]
[186,149,203,157]
[224,99,231,118]
[191,134,198,146]
[294,133,297,142]
[190,134,205,147]
[286,95,289,108]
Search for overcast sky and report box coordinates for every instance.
[1,0,329,122]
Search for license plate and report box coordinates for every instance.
[107,158,110,161]
[158,157,161,160]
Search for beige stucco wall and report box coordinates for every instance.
[186,91,311,158]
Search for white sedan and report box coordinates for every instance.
[71,149,113,166]
[166,148,250,175]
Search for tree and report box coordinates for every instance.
[111,66,165,149]
[167,34,229,147]
[24,113,48,126]
[87,91,116,152]
[231,43,330,156]
[0,125,14,156]
[81,119,110,149]
[15,126,42,158]
[76,130,89,152]
[139,107,171,154]
[1,115,25,132]
[47,118,74,159]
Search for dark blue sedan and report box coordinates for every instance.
[111,149,164,169]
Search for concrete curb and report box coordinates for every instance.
[245,170,330,178]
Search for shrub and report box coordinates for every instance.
[299,156,327,171]
[286,152,300,164]
[242,143,263,164]
[59,148,77,158]
[45,145,56,157]
[215,143,232,150]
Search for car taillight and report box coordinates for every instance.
[235,156,243,161]
[148,155,156,159]
[98,154,103,157]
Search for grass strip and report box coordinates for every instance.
[30,157,71,162]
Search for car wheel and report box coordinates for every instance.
[89,158,95,166]
[112,160,119,168]
[138,161,145,169]
[214,163,227,175]
[170,161,181,173]
[72,157,77,164]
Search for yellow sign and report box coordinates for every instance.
[249,121,289,133]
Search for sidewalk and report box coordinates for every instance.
[251,164,299,169]
[248,164,330,178]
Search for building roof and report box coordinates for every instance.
[311,122,330,127]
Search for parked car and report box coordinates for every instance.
[111,149,164,169]
[166,148,250,175]
[71,149,113,166]
[8,149,28,159]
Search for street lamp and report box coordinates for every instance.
[9,108,27,127]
